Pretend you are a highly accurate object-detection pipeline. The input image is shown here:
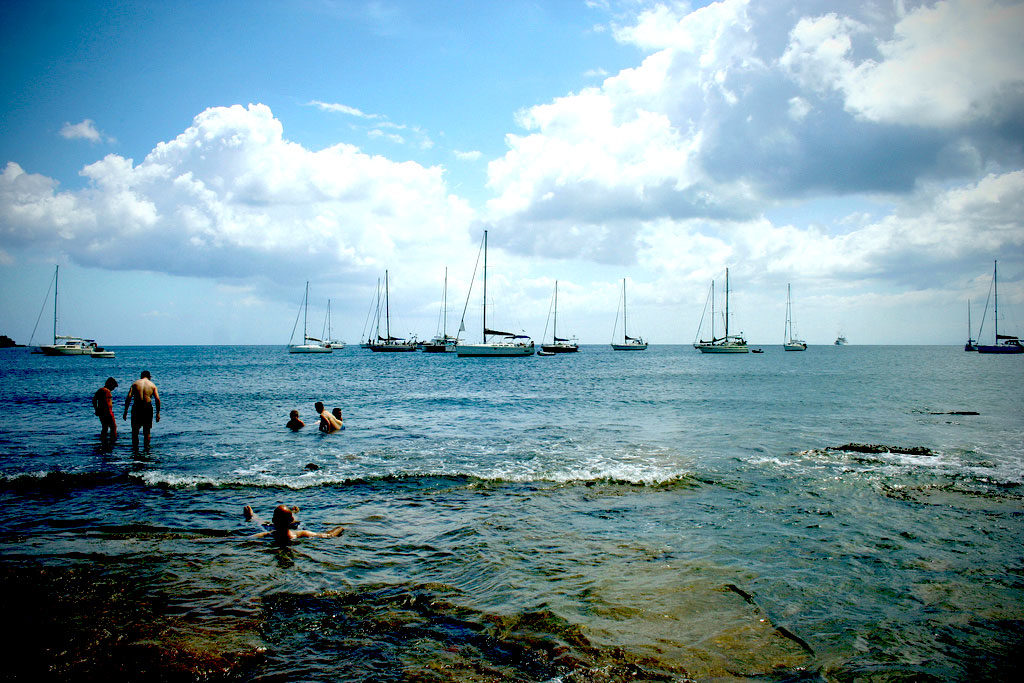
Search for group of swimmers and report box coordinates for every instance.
[287,401,344,433]
[92,370,161,451]
[92,375,344,543]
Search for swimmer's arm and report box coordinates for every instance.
[153,386,161,422]
[243,505,265,525]
[295,526,344,539]
[122,387,133,420]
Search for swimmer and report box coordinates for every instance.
[315,401,343,433]
[92,377,118,443]
[243,504,344,541]
[123,370,161,452]
[331,408,345,430]
[286,409,305,431]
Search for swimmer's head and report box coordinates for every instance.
[332,408,342,419]
[141,370,151,379]
[314,401,325,413]
[272,504,300,530]
[105,377,118,390]
[289,410,299,419]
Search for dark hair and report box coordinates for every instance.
[105,377,118,389]
[141,370,151,379]
[314,401,324,411]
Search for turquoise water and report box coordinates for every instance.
[1,345,1022,680]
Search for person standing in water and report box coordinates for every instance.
[123,370,161,451]
[92,377,119,445]
[286,410,305,431]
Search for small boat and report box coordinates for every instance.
[33,265,114,357]
[369,270,418,352]
[695,268,748,353]
[540,281,579,354]
[321,300,345,350]
[536,350,556,357]
[456,231,535,357]
[422,268,458,353]
[977,260,1023,354]
[964,299,978,351]
[751,348,764,353]
[611,278,647,350]
[783,284,807,351]
[834,334,848,346]
[289,282,333,353]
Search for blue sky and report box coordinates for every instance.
[2,0,1023,346]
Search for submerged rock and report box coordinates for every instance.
[829,443,934,456]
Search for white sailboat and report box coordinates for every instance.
[288,282,332,353]
[783,283,807,351]
[610,278,647,350]
[456,230,534,357]
[359,278,380,348]
[695,268,748,353]
[422,267,458,353]
[321,299,345,350]
[369,270,418,352]
[33,265,113,357]
[540,280,578,354]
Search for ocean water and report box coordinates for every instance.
[0,344,1021,681]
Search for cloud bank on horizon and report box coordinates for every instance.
[1,0,1022,343]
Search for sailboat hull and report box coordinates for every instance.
[611,342,647,351]
[541,343,578,353]
[696,344,749,353]
[784,341,807,351]
[457,342,535,357]
[977,342,1024,354]
[289,344,332,353]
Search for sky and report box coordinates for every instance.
[1,0,1023,347]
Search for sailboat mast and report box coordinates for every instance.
[553,281,559,341]
[443,267,448,338]
[482,230,488,341]
[622,279,627,343]
[711,279,715,340]
[385,269,391,340]
[785,283,792,341]
[303,281,309,342]
[53,265,59,344]
[725,268,730,339]
[993,260,999,342]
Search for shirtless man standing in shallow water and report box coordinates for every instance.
[123,370,161,451]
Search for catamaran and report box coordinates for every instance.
[33,265,114,357]
[611,278,647,350]
[540,280,578,354]
[456,230,534,357]
[694,268,748,353]
[977,260,1023,354]
[289,281,332,353]
[369,270,418,352]
[422,267,458,353]
[783,283,807,351]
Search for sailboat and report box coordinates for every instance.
[540,280,578,354]
[422,267,458,353]
[783,283,807,351]
[610,278,647,350]
[456,230,535,357]
[964,300,978,351]
[977,260,1023,354]
[359,278,380,348]
[695,268,748,353]
[34,265,113,357]
[321,300,345,350]
[369,270,417,352]
[289,282,332,353]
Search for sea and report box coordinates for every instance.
[0,344,1021,682]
